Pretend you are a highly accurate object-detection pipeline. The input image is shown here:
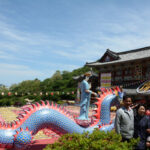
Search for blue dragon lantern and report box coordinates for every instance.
[0,87,122,149]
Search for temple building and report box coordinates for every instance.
[86,46,150,104]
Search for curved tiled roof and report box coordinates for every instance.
[86,46,150,67]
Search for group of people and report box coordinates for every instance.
[115,95,150,150]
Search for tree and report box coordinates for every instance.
[51,70,62,81]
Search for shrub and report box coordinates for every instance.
[44,129,139,150]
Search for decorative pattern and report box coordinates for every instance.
[134,64,142,80]
[101,73,111,87]
[137,80,150,93]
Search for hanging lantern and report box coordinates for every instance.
[51,92,54,96]
[40,92,43,96]
[46,92,48,96]
[72,91,74,94]
[15,92,18,95]
[8,92,11,96]
[1,92,4,96]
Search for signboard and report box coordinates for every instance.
[137,80,150,94]
[134,64,142,80]
[101,73,111,87]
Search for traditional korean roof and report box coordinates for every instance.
[98,49,120,62]
[86,46,150,67]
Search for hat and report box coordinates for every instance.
[84,71,91,76]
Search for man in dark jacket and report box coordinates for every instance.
[134,104,149,150]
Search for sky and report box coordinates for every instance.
[1,0,150,86]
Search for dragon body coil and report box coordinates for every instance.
[0,87,121,149]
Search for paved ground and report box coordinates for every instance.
[26,138,59,150]
[0,138,58,150]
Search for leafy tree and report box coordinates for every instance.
[51,70,62,81]
[10,79,41,94]
[0,84,9,99]
[0,84,9,92]
[40,78,53,92]
[62,71,71,80]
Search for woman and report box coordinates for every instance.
[134,104,150,150]
[77,72,97,120]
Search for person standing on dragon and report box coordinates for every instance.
[77,72,97,120]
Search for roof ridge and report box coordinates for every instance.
[117,46,150,55]
[107,49,117,54]
[104,48,119,59]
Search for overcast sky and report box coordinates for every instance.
[0,0,150,86]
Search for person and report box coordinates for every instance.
[146,126,150,149]
[134,104,150,150]
[118,86,124,101]
[77,72,97,120]
[114,95,134,142]
[95,86,102,98]
[146,100,150,149]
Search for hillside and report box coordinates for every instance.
[0,66,92,106]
